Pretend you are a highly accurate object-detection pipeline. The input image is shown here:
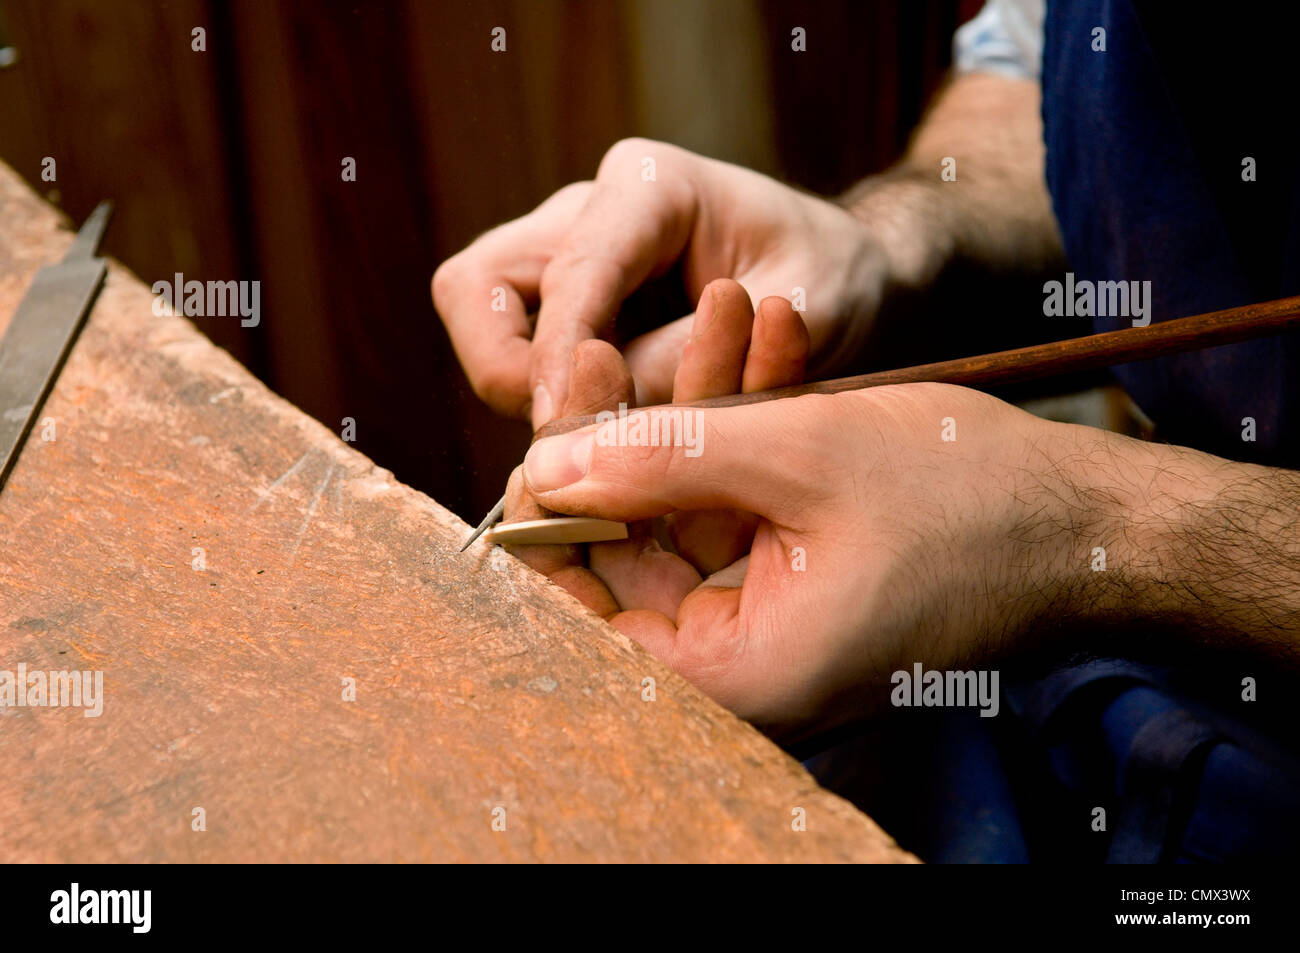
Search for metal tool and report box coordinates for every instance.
[0,201,112,494]
[460,492,505,551]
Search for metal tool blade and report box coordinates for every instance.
[460,493,505,551]
[0,201,112,493]
[63,200,113,263]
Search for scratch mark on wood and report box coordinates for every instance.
[333,465,345,520]
[251,450,315,511]
[289,462,334,561]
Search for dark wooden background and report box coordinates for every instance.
[0,0,977,521]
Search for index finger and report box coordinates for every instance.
[529,139,698,428]
[433,183,592,417]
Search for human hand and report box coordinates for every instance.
[496,277,808,615]
[432,138,888,428]
[522,377,1130,739]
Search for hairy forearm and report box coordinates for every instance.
[1127,448,1300,655]
[1043,427,1300,662]
[843,72,1065,290]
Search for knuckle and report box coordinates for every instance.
[599,136,657,171]
[550,180,593,206]
[430,256,464,311]
[670,621,746,693]
[597,137,688,179]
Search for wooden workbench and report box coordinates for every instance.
[0,164,911,862]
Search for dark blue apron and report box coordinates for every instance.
[1035,0,1300,860]
[1043,0,1300,463]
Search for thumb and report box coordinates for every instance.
[523,400,820,524]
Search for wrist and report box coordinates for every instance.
[999,421,1161,642]
[1016,424,1296,648]
[840,169,956,292]
[1103,442,1300,646]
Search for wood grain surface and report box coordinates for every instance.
[0,164,912,863]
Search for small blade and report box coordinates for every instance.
[63,200,113,262]
[459,493,506,551]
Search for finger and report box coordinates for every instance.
[561,339,636,418]
[524,400,823,525]
[557,339,702,616]
[587,530,701,622]
[612,555,806,728]
[624,289,811,406]
[435,277,534,417]
[529,142,696,427]
[499,454,619,619]
[618,581,751,714]
[433,183,592,417]
[499,464,580,574]
[742,295,810,393]
[499,339,636,601]
[666,279,763,574]
[671,279,754,402]
[547,564,623,620]
[605,608,679,662]
[607,558,763,717]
